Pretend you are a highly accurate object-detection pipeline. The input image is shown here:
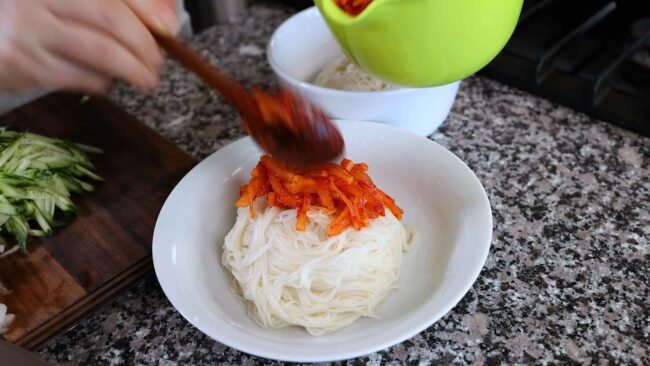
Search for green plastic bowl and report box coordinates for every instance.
[314,0,523,87]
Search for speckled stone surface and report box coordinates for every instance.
[39,2,649,365]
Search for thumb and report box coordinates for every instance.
[124,0,180,36]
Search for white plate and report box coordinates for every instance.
[153,120,492,362]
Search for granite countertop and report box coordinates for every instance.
[39,2,649,365]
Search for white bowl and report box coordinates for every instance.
[153,120,492,362]
[267,7,461,137]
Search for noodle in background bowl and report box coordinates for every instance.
[267,7,461,137]
[153,121,492,362]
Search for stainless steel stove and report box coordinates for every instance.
[482,0,650,135]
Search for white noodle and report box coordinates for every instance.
[314,56,397,92]
[222,198,415,335]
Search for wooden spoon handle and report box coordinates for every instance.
[152,33,257,118]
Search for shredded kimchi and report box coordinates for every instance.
[236,155,403,237]
[335,0,373,16]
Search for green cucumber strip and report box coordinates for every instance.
[0,129,100,247]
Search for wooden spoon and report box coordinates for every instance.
[153,33,344,165]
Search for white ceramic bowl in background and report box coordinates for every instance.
[153,121,492,362]
[267,7,461,137]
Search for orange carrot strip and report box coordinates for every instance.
[341,159,354,172]
[261,155,300,182]
[327,207,350,237]
[329,177,360,225]
[267,172,300,207]
[296,215,308,231]
[351,162,368,173]
[235,186,250,207]
[296,194,311,231]
[267,192,276,206]
[335,0,373,16]
[284,176,317,194]
[378,190,403,219]
[250,163,262,177]
[234,156,403,235]
[325,163,354,184]
[315,178,335,210]
[246,186,255,218]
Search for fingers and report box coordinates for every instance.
[45,18,159,92]
[0,0,45,92]
[0,0,178,94]
[46,0,165,73]
[0,50,40,93]
[32,49,114,94]
[123,0,180,36]
[48,65,113,95]
[2,41,112,95]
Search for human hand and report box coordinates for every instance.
[0,0,179,94]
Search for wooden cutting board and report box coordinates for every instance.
[0,93,196,349]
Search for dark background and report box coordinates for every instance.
[184,0,312,31]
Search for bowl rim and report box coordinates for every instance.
[152,120,493,362]
[266,6,459,97]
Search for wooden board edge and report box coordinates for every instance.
[14,256,154,351]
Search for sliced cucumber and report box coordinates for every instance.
[0,129,101,249]
[5,216,29,249]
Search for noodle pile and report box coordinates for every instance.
[314,56,396,92]
[223,198,415,335]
